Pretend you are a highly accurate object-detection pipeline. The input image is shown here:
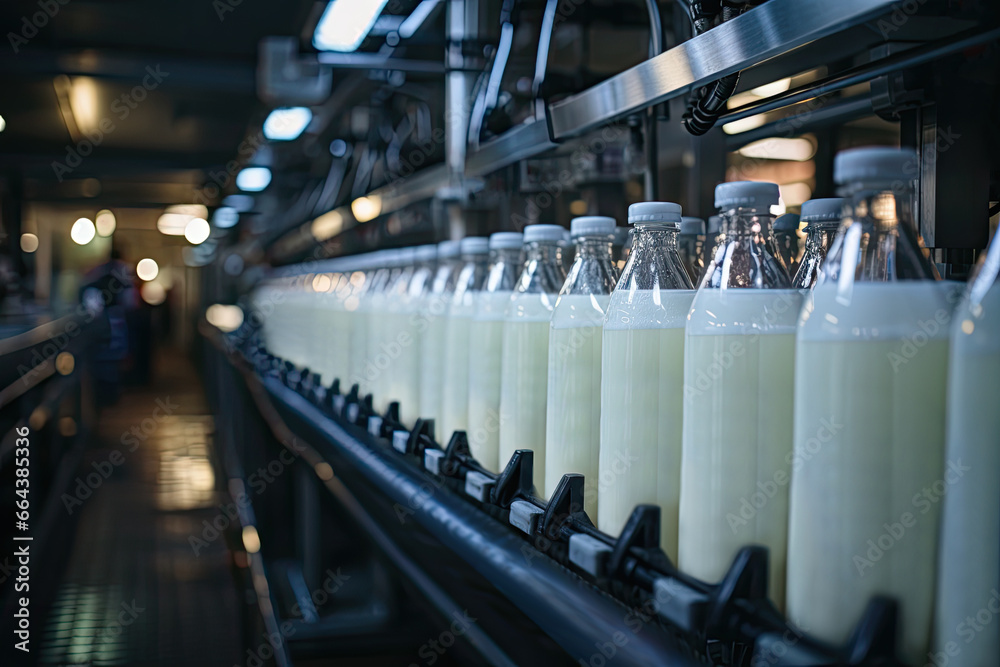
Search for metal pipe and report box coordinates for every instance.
[644,0,663,199]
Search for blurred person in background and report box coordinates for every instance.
[80,241,138,405]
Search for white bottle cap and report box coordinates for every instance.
[800,198,844,223]
[570,216,616,238]
[680,217,706,235]
[714,181,780,209]
[834,147,917,185]
[489,232,524,250]
[627,202,682,225]
[437,240,462,258]
[523,224,565,243]
[460,237,490,254]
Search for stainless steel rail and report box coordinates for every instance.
[547,0,898,139]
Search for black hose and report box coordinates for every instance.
[682,1,746,136]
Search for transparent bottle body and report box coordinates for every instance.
[679,207,800,607]
[935,236,1000,663]
[419,259,461,432]
[546,237,618,517]
[468,247,523,470]
[499,242,566,488]
[440,254,489,441]
[786,185,958,663]
[598,224,694,562]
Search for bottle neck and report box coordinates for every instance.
[720,207,774,237]
[632,223,680,252]
[526,240,562,265]
[574,236,615,260]
[820,183,938,284]
[617,223,693,291]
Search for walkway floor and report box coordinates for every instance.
[38,350,243,667]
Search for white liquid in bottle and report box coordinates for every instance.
[440,298,476,437]
[499,297,556,490]
[679,288,800,605]
[787,282,956,661]
[468,291,512,470]
[599,290,694,560]
[546,295,608,518]
[934,241,1000,663]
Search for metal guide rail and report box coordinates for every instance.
[207,320,910,667]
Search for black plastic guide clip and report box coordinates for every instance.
[541,473,592,539]
[402,418,436,457]
[491,450,534,509]
[608,505,672,578]
[440,431,471,477]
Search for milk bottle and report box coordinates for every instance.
[440,238,489,441]
[679,181,800,607]
[545,216,618,516]
[499,225,566,489]
[598,202,694,561]
[467,233,523,470]
[385,245,435,426]
[934,231,1000,665]
[419,240,462,432]
[786,147,957,664]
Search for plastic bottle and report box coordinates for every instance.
[785,147,960,664]
[598,202,694,560]
[499,225,567,489]
[545,216,618,517]
[367,249,410,413]
[791,198,843,289]
[467,232,523,470]
[419,240,463,432]
[348,251,389,397]
[678,181,800,608]
[440,238,490,442]
[678,216,706,284]
[386,244,436,426]
[934,231,1000,664]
